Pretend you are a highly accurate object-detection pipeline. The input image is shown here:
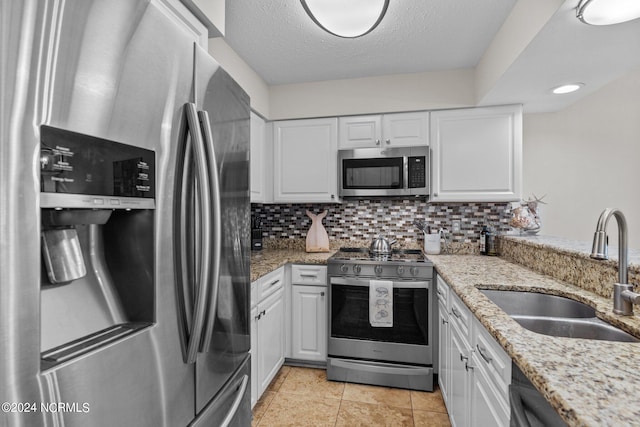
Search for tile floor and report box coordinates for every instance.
[252,366,451,427]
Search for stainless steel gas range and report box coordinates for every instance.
[326,248,437,391]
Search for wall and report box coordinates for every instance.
[208,39,270,117]
[522,67,640,249]
[252,200,511,249]
[268,69,475,120]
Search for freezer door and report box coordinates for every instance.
[193,45,252,413]
[190,356,251,427]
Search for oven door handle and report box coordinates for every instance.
[329,277,429,289]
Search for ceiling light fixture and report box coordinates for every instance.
[577,0,640,25]
[300,0,390,38]
[551,83,584,94]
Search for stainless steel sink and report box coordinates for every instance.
[479,289,639,343]
[480,289,596,318]
[512,316,639,342]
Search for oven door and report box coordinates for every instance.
[328,276,434,365]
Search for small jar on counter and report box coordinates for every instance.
[486,226,498,256]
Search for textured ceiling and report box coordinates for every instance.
[225,0,518,85]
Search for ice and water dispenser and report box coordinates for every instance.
[39,125,155,366]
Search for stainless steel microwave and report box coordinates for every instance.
[338,146,429,198]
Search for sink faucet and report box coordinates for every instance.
[590,208,640,315]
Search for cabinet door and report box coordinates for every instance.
[438,300,450,406]
[449,322,471,427]
[430,105,522,202]
[382,111,429,147]
[250,112,269,203]
[291,285,327,362]
[273,118,338,202]
[338,115,382,148]
[471,353,510,427]
[257,287,285,396]
[250,305,259,408]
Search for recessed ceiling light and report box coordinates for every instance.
[551,83,584,94]
[577,0,640,25]
[300,0,389,38]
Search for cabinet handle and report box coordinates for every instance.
[375,139,381,145]
[436,288,445,298]
[267,279,280,289]
[320,291,325,297]
[451,306,462,319]
[460,354,474,371]
[261,310,266,317]
[385,139,391,145]
[441,318,448,325]
[300,273,318,278]
[476,344,492,364]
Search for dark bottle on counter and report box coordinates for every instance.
[479,225,488,255]
[251,217,263,251]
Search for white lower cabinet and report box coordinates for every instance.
[437,278,450,405]
[437,274,511,427]
[290,265,327,362]
[250,267,286,408]
[291,284,327,361]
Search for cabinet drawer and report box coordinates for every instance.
[436,275,449,306]
[291,264,327,286]
[449,292,471,337]
[473,319,511,399]
[258,267,285,302]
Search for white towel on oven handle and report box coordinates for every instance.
[369,280,393,327]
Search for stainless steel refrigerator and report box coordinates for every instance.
[1,0,251,426]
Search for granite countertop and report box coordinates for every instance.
[430,254,640,427]
[502,234,640,268]
[250,248,336,282]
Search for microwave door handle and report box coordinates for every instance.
[403,156,409,190]
[183,102,213,364]
[197,109,222,352]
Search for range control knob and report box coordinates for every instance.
[397,266,405,275]
[340,264,349,273]
[410,266,419,277]
[353,264,362,274]
[374,265,383,275]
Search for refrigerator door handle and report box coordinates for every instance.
[220,375,249,427]
[181,102,213,364]
[197,109,222,352]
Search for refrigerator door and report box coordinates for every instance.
[193,44,251,413]
[1,2,50,426]
[33,1,200,426]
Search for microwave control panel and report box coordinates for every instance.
[407,156,426,188]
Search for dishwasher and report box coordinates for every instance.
[510,363,568,427]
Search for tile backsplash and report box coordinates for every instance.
[251,199,511,244]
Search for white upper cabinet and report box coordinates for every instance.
[273,118,338,203]
[382,111,430,147]
[339,111,429,149]
[338,115,382,148]
[250,112,272,203]
[430,105,522,202]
